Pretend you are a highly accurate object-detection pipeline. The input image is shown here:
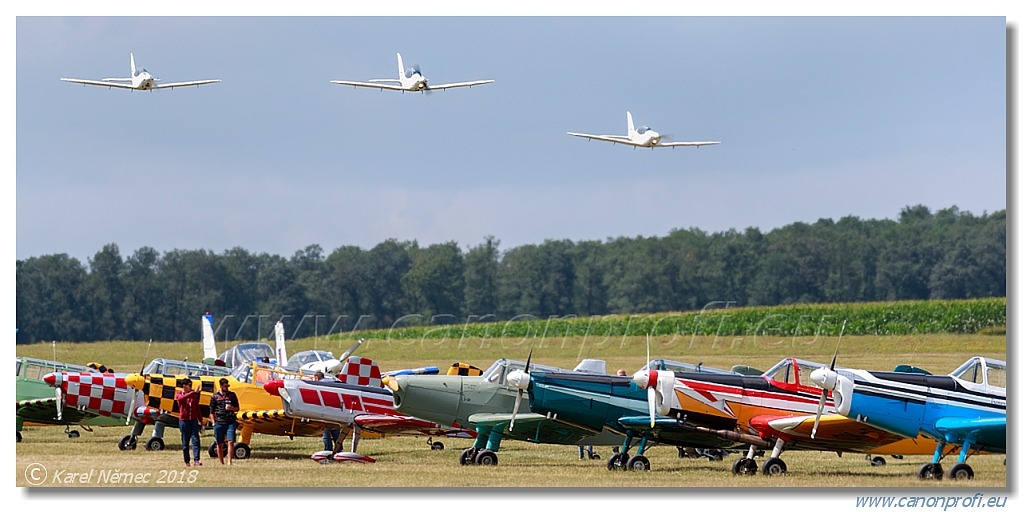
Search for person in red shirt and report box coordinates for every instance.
[174,378,202,467]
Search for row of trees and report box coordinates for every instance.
[16,205,1005,344]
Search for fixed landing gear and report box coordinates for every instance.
[427,437,444,450]
[145,437,165,451]
[607,452,628,470]
[761,457,787,476]
[867,455,887,466]
[458,447,498,466]
[17,432,22,443]
[731,457,759,475]
[626,455,651,471]
[948,463,974,480]
[732,442,788,476]
[607,431,653,471]
[918,463,944,480]
[64,426,80,438]
[118,435,138,451]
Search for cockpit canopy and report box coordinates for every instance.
[640,359,735,375]
[141,358,232,378]
[762,358,837,387]
[286,350,335,369]
[950,357,1006,389]
[481,358,584,387]
[636,126,650,134]
[217,342,275,368]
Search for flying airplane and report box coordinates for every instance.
[17,357,123,441]
[387,356,625,466]
[568,111,720,149]
[809,356,1006,480]
[60,53,220,91]
[262,356,473,462]
[330,53,493,93]
[510,355,943,473]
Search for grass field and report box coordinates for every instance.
[15,333,1008,490]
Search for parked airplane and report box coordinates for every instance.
[61,53,220,91]
[387,356,623,466]
[568,111,720,149]
[331,53,493,93]
[17,357,122,441]
[809,356,1006,480]
[263,357,473,462]
[299,338,365,376]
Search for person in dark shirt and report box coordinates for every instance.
[209,378,240,465]
[174,378,202,467]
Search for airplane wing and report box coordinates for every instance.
[237,409,337,438]
[18,398,98,425]
[425,80,494,91]
[657,141,721,147]
[330,80,409,91]
[60,78,138,89]
[353,413,475,438]
[567,132,636,146]
[934,416,1006,452]
[153,79,221,89]
[468,412,613,445]
[616,416,738,449]
[757,414,922,453]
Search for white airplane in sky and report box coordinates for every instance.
[331,53,493,93]
[568,111,720,149]
[60,53,220,91]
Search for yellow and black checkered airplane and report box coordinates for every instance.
[124,363,356,459]
[447,362,483,376]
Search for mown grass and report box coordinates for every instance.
[16,333,1007,489]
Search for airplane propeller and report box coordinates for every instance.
[54,383,64,422]
[125,339,153,425]
[632,335,672,428]
[810,320,846,439]
[508,347,533,432]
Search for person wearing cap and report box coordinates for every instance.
[209,378,239,465]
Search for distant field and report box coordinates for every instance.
[16,332,1007,489]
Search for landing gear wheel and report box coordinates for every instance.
[703,449,725,461]
[118,435,138,451]
[474,449,498,466]
[233,442,251,460]
[917,463,944,480]
[208,442,219,458]
[732,458,759,476]
[67,430,80,438]
[145,437,165,451]
[626,455,651,471]
[869,456,886,467]
[459,448,477,465]
[761,457,788,476]
[607,452,628,471]
[948,463,974,480]
[17,432,22,443]
[589,452,602,460]
[431,441,444,450]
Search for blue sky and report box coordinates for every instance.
[13,16,1007,265]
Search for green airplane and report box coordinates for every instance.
[387,357,624,466]
[16,356,123,442]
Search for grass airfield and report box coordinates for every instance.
[15,334,1007,489]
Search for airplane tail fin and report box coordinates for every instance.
[626,111,636,136]
[201,313,217,360]
[337,356,383,388]
[396,53,405,78]
[274,321,287,364]
[130,53,137,76]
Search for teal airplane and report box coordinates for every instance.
[387,357,621,466]
[810,356,1005,480]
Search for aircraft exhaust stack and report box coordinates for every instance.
[690,425,771,448]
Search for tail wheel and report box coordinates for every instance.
[948,463,974,480]
[626,455,651,471]
[869,456,886,466]
[761,457,787,476]
[474,449,498,466]
[67,430,80,438]
[431,441,444,450]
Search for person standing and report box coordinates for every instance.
[209,378,239,465]
[313,371,342,452]
[175,378,202,467]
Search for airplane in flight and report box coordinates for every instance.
[61,53,220,91]
[331,53,493,93]
[568,111,720,149]
[809,355,1006,480]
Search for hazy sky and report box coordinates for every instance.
[14,16,1007,265]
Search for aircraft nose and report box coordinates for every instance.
[125,374,146,390]
[43,372,60,387]
[264,379,285,396]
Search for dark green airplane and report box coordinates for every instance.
[387,357,623,466]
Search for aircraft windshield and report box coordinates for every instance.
[482,359,578,386]
[951,357,1006,389]
[286,350,334,368]
[641,359,734,375]
[637,126,650,134]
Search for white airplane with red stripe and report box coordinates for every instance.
[264,356,474,462]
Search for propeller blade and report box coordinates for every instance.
[510,390,523,432]
[811,389,827,439]
[525,347,533,372]
[830,320,847,371]
[125,390,139,425]
[55,386,63,422]
[647,386,657,428]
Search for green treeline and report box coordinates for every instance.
[15,205,1005,344]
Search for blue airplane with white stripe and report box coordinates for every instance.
[809,356,1005,481]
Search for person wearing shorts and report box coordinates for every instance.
[209,378,239,465]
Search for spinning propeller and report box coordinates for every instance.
[809,320,846,439]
